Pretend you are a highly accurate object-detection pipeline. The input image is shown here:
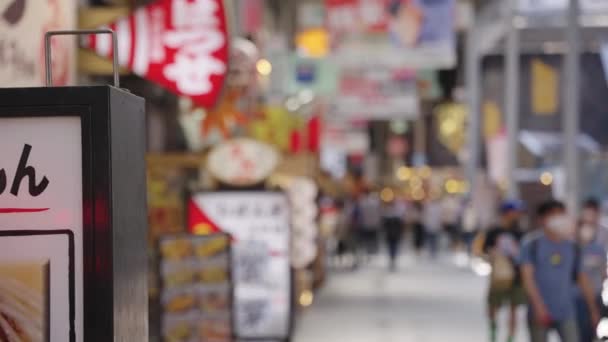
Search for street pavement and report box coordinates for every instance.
[293,252,533,342]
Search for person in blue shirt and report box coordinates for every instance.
[520,200,600,342]
[574,198,607,342]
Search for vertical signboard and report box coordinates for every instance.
[0,86,148,342]
[189,192,292,340]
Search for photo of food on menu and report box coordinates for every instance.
[0,260,50,342]
[160,234,232,342]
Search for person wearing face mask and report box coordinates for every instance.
[581,198,608,248]
[520,200,600,342]
[574,205,607,342]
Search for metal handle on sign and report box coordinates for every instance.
[45,29,120,88]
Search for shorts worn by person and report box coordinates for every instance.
[483,200,526,342]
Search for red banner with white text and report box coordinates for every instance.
[83,0,229,108]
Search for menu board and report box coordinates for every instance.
[160,234,233,342]
[189,192,292,340]
[0,117,83,342]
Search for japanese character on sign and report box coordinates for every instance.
[162,0,227,96]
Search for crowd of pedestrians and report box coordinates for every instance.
[331,188,608,341]
[332,188,468,270]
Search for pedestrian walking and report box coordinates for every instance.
[575,200,607,342]
[423,198,443,259]
[520,200,600,342]
[582,198,608,249]
[334,198,359,269]
[358,189,382,261]
[410,201,425,255]
[482,201,526,342]
[442,195,463,250]
[382,197,406,271]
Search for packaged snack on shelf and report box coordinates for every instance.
[161,259,196,288]
[162,286,198,314]
[162,310,198,342]
[194,235,230,258]
[160,237,194,261]
[198,285,231,313]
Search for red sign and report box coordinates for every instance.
[83,0,229,108]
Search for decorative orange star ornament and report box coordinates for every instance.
[200,88,248,137]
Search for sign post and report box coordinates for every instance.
[0,31,147,342]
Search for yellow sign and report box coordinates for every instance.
[483,100,502,139]
[531,59,558,115]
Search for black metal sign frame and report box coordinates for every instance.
[0,86,147,342]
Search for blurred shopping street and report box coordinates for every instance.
[294,253,529,342]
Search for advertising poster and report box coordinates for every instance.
[189,193,291,340]
[331,65,419,119]
[326,0,456,68]
[0,0,76,87]
[160,234,232,342]
[0,117,83,341]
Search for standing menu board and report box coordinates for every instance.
[189,193,292,341]
[0,86,148,342]
[160,234,233,342]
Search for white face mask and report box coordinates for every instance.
[547,214,575,238]
[580,224,596,243]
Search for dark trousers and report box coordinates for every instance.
[357,229,379,255]
[426,231,439,258]
[383,217,403,264]
[386,236,401,262]
[575,293,602,342]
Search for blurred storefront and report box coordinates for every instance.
[1,0,77,87]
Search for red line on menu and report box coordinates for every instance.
[0,208,50,214]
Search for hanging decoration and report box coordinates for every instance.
[200,88,248,137]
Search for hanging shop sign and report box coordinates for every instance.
[0,85,147,341]
[0,0,76,87]
[330,65,419,119]
[159,233,233,342]
[326,0,456,69]
[188,192,292,340]
[206,138,280,187]
[82,0,230,108]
